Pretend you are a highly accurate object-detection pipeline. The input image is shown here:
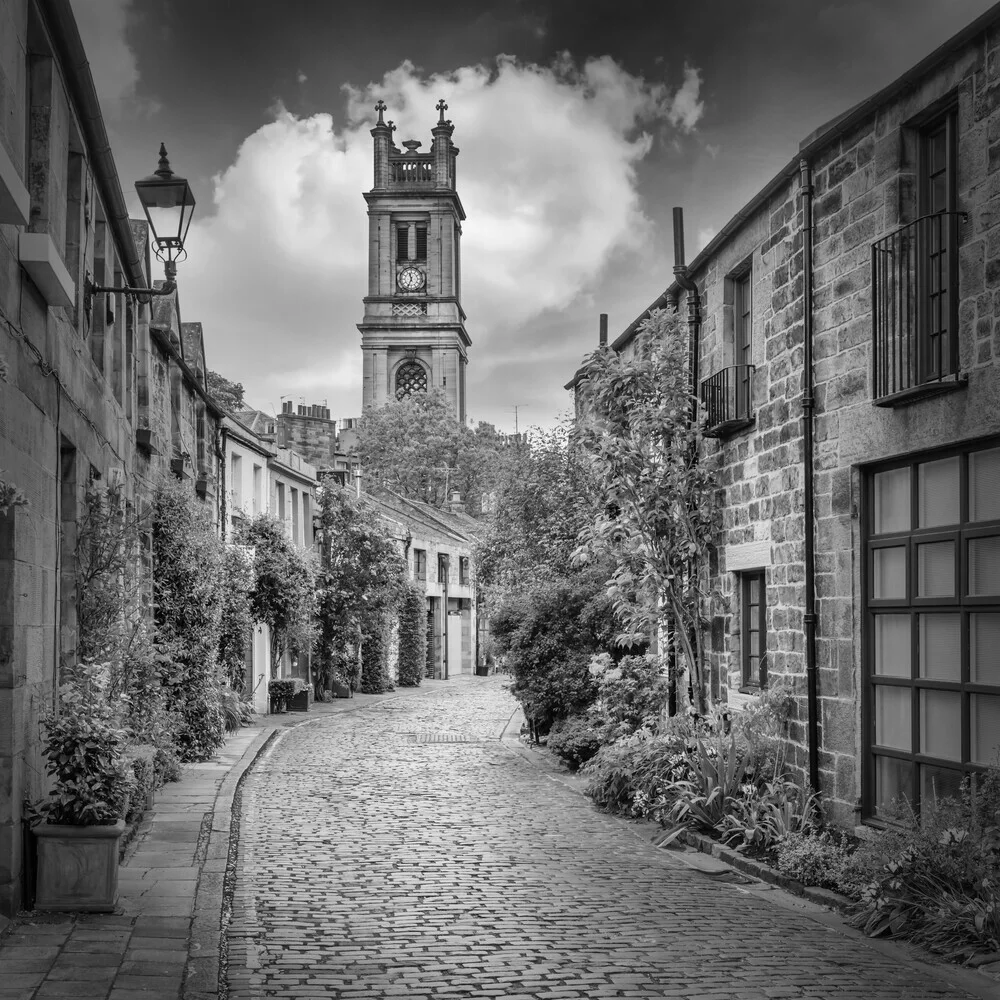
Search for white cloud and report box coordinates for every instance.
[70,0,161,119]
[181,55,703,421]
[297,70,308,84]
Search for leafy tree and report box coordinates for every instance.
[355,388,506,513]
[475,421,597,599]
[234,514,317,678]
[217,544,256,692]
[206,370,245,412]
[574,308,720,714]
[314,485,407,695]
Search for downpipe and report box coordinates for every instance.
[799,160,821,796]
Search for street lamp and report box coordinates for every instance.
[134,143,196,288]
[86,142,195,301]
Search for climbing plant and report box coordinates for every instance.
[397,581,427,687]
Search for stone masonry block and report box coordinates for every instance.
[960,239,986,296]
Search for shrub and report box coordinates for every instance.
[490,567,618,736]
[219,686,244,734]
[847,770,1000,960]
[123,745,158,823]
[397,583,426,687]
[360,614,395,694]
[153,746,183,784]
[717,779,820,851]
[584,731,691,819]
[175,695,225,761]
[547,715,605,770]
[666,733,750,831]
[775,830,853,888]
[38,662,129,826]
[268,678,298,712]
[589,652,670,733]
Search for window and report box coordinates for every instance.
[459,556,469,585]
[734,270,752,412]
[918,112,956,383]
[414,548,427,582]
[414,224,427,260]
[395,361,427,400]
[291,487,299,542]
[865,441,1000,818]
[872,108,959,403]
[277,482,285,525]
[438,553,449,585]
[253,465,262,514]
[231,454,243,507]
[396,224,409,263]
[741,571,767,689]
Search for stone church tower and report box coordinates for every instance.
[358,100,470,422]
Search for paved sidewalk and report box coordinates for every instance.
[0,681,437,1000]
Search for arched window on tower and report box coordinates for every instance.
[395,361,428,400]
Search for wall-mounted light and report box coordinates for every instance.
[86,143,196,303]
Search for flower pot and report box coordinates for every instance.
[34,819,125,912]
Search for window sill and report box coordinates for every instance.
[873,374,967,407]
[704,416,755,440]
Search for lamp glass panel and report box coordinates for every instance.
[918,614,961,681]
[920,690,962,761]
[874,615,910,677]
[874,467,910,534]
[918,457,960,528]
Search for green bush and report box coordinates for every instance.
[775,830,853,888]
[268,678,298,712]
[360,615,394,694]
[847,770,1000,960]
[490,567,618,736]
[589,652,670,732]
[38,663,129,826]
[175,695,225,761]
[717,779,819,851]
[547,715,605,770]
[583,730,691,819]
[153,746,183,784]
[123,745,158,824]
[397,583,426,687]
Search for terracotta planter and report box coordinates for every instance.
[34,819,125,912]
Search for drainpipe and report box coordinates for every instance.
[672,207,701,398]
[799,159,821,796]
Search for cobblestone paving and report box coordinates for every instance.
[226,677,980,1000]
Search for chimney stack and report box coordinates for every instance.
[599,313,608,346]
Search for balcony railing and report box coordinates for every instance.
[390,157,434,184]
[871,212,966,405]
[699,365,754,437]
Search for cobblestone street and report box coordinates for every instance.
[225,678,984,1000]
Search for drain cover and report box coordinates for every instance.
[408,732,482,744]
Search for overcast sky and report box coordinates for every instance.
[70,0,998,432]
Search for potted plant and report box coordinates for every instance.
[33,661,130,912]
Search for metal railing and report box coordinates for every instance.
[871,212,964,403]
[699,365,754,435]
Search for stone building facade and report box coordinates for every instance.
[571,8,1000,828]
[358,101,470,422]
[363,491,478,679]
[0,0,222,915]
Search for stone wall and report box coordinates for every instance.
[689,21,1000,825]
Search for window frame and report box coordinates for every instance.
[862,438,1000,820]
[734,268,752,411]
[740,569,767,691]
[413,548,426,582]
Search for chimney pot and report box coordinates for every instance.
[599,313,608,346]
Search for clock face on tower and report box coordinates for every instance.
[397,266,425,292]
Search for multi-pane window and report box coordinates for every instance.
[459,556,470,585]
[414,548,426,582]
[414,224,427,260]
[735,270,752,412]
[866,441,1000,817]
[919,112,956,382]
[741,570,767,689]
[438,553,449,584]
[396,225,409,263]
[395,361,427,400]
